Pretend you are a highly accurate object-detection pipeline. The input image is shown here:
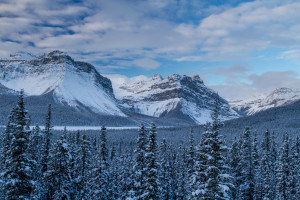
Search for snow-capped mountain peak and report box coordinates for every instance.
[113,73,239,124]
[230,87,300,115]
[0,51,125,116]
[151,74,163,81]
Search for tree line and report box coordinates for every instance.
[0,91,299,200]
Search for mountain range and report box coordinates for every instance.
[230,87,300,116]
[0,50,298,126]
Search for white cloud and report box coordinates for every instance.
[210,69,300,100]
[2,0,300,64]
[132,58,161,69]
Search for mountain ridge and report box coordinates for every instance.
[0,50,239,125]
[113,73,239,124]
[230,87,300,116]
[0,50,125,117]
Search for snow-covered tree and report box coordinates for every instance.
[289,136,300,199]
[177,146,188,200]
[44,133,72,200]
[276,133,291,200]
[230,137,241,199]
[252,131,261,200]
[238,128,254,200]
[3,90,34,200]
[187,128,195,189]
[191,99,232,200]
[143,123,160,200]
[269,131,278,199]
[74,133,92,199]
[91,125,110,199]
[261,130,272,200]
[159,138,170,199]
[41,104,52,174]
[132,123,148,199]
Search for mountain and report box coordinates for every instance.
[0,50,125,117]
[113,74,240,124]
[230,87,300,115]
[0,50,240,126]
[223,98,300,136]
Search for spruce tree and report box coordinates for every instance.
[177,146,188,200]
[29,125,43,199]
[252,131,261,200]
[276,133,291,200]
[289,136,300,199]
[238,127,254,200]
[133,123,148,199]
[75,133,92,199]
[230,137,241,200]
[143,123,160,200]
[41,104,52,174]
[3,90,34,199]
[191,98,232,200]
[100,125,108,165]
[269,131,278,199]
[44,133,72,200]
[0,108,17,199]
[261,130,272,200]
[187,127,195,192]
[91,125,109,199]
[159,138,170,199]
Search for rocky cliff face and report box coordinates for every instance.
[230,87,300,115]
[114,74,239,124]
[0,50,125,116]
[0,50,241,125]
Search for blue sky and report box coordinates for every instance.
[1,0,300,100]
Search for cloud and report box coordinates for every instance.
[0,0,298,63]
[1,0,300,102]
[2,0,300,64]
[132,58,161,69]
[280,49,300,59]
[177,0,300,61]
[249,71,300,91]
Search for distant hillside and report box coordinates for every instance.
[224,99,300,135]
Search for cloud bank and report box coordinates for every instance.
[1,0,300,100]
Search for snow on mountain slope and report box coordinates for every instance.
[111,74,239,124]
[0,51,125,116]
[230,87,300,115]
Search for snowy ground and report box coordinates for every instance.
[0,125,172,131]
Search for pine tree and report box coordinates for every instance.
[29,125,43,199]
[269,131,278,199]
[191,98,232,200]
[75,133,92,199]
[276,133,291,200]
[238,127,254,200]
[143,123,160,200]
[3,90,34,199]
[132,123,148,199]
[159,138,170,199]
[169,146,179,199]
[41,104,52,174]
[0,108,17,199]
[99,125,108,165]
[289,136,300,199]
[91,125,110,199]
[177,146,188,200]
[252,131,261,200]
[230,137,241,199]
[261,130,272,200]
[187,127,195,193]
[44,133,72,200]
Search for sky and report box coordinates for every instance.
[1,0,300,100]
